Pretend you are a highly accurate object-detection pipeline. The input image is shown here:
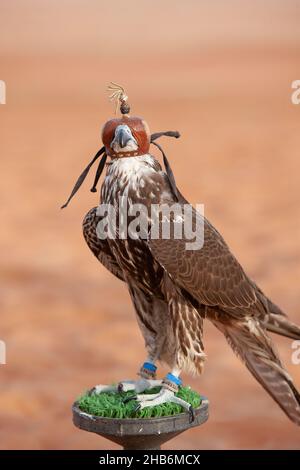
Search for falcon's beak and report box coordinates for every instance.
[118,127,132,148]
[111,124,138,153]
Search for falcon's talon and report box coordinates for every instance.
[122,394,137,403]
[132,403,141,414]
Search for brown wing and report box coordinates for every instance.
[83,207,124,281]
[148,202,265,317]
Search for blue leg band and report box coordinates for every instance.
[142,362,157,373]
[165,372,182,387]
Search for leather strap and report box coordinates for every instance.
[110,151,142,159]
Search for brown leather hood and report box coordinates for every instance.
[102,115,150,157]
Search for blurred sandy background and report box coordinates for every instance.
[1,0,300,449]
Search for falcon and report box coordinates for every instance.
[62,83,300,424]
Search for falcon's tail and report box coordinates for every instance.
[254,286,300,340]
[213,316,300,425]
[265,313,300,340]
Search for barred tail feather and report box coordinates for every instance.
[266,313,300,341]
[213,316,300,426]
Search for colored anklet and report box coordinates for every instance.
[138,361,157,379]
[162,372,182,393]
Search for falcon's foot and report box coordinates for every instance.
[90,377,162,395]
[128,372,195,423]
[89,361,161,395]
[133,388,195,423]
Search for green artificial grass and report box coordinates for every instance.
[78,386,201,419]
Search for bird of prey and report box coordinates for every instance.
[62,84,300,424]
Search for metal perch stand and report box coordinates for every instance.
[72,396,209,450]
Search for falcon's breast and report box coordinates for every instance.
[98,154,174,294]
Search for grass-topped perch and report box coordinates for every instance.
[78,386,201,419]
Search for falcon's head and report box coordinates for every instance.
[102,115,151,158]
[61,83,180,208]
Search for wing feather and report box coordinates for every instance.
[148,202,263,317]
[83,207,124,281]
